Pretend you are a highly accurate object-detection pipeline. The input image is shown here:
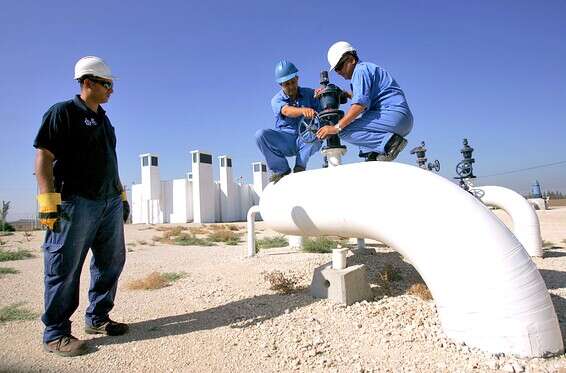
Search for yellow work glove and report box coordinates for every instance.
[121,191,130,223]
[37,193,62,231]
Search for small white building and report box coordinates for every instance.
[130,151,268,224]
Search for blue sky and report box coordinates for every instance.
[1,0,565,220]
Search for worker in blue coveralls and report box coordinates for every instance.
[255,60,322,183]
[316,41,413,161]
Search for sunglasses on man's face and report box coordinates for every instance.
[88,77,113,90]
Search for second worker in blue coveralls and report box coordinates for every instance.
[255,60,322,183]
[316,41,413,161]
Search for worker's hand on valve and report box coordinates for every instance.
[301,107,317,119]
[313,87,324,99]
[316,125,339,140]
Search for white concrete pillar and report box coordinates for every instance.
[252,162,268,205]
[190,150,215,223]
[219,155,240,222]
[140,153,161,200]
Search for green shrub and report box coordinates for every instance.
[0,231,14,237]
[0,303,38,323]
[256,235,288,250]
[0,248,34,262]
[174,234,214,246]
[302,237,337,253]
[0,267,19,276]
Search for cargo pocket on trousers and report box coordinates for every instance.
[42,243,65,277]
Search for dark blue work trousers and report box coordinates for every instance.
[41,195,125,343]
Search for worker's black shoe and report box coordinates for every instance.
[85,319,129,336]
[293,165,305,173]
[269,170,290,184]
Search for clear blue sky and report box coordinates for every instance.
[1,0,565,220]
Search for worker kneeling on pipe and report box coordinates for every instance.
[316,42,414,161]
[255,60,323,183]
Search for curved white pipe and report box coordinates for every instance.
[246,205,261,257]
[472,186,543,257]
[259,162,563,357]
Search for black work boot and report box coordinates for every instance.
[85,319,129,336]
[43,335,88,357]
[269,170,290,184]
[293,165,305,173]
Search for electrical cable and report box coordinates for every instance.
[477,160,566,178]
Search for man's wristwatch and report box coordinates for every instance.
[334,124,342,133]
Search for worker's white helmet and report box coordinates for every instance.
[327,41,356,71]
[74,56,115,80]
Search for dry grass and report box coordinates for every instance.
[407,283,433,301]
[380,264,403,282]
[542,240,555,248]
[207,229,240,244]
[0,248,34,262]
[263,271,301,294]
[0,303,38,323]
[256,235,288,251]
[127,271,187,290]
[0,267,19,276]
[187,226,208,235]
[22,231,33,242]
[174,233,214,246]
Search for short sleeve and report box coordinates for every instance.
[271,93,286,117]
[33,104,68,157]
[351,67,372,108]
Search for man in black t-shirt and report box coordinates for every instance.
[34,56,129,357]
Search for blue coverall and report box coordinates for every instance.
[339,62,413,155]
[255,87,322,174]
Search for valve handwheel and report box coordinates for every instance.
[298,114,321,144]
[456,160,473,178]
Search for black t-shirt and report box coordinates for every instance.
[33,95,122,200]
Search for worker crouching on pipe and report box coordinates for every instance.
[316,42,414,161]
[255,60,323,183]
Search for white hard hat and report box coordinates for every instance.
[327,41,356,71]
[74,56,115,80]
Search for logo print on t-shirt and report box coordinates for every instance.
[84,118,98,127]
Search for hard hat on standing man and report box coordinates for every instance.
[74,56,115,80]
[327,41,356,71]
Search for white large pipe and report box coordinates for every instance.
[259,162,563,357]
[472,185,543,257]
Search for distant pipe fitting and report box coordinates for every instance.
[410,141,440,172]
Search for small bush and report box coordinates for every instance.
[542,240,554,248]
[23,231,33,242]
[227,225,240,232]
[407,283,433,301]
[127,271,187,290]
[0,248,34,262]
[256,236,288,250]
[302,237,337,253]
[0,303,37,323]
[0,239,6,246]
[263,271,300,294]
[380,264,403,282]
[0,267,19,276]
[137,240,147,245]
[187,226,208,235]
[207,229,240,243]
[0,223,15,232]
[174,234,214,246]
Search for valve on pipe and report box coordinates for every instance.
[299,71,347,151]
[410,141,440,172]
[454,138,476,190]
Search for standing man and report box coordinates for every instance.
[316,42,413,161]
[34,56,129,357]
[255,60,322,183]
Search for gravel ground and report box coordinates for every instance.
[0,207,565,372]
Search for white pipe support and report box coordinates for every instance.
[321,147,347,168]
[246,205,261,258]
[258,162,563,357]
[356,238,366,250]
[472,186,543,257]
[332,247,349,270]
